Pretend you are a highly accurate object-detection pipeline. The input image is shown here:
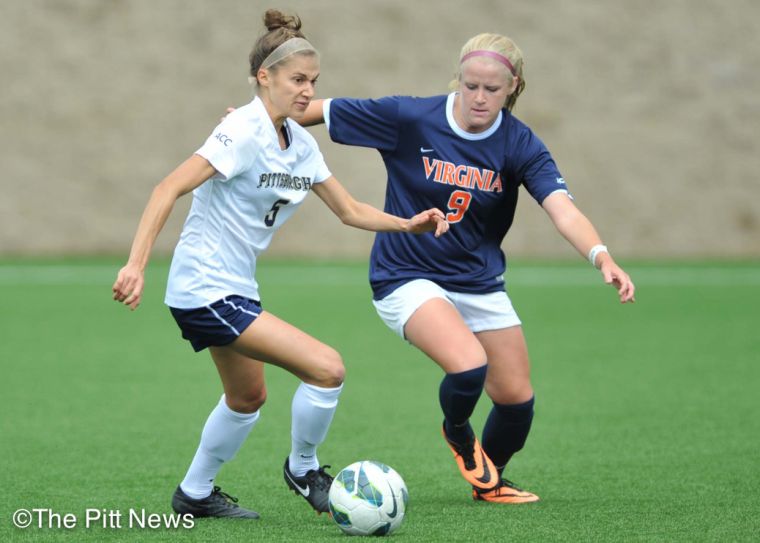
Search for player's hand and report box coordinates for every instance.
[405,208,449,238]
[598,255,635,303]
[112,263,145,310]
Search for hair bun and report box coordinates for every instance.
[263,9,302,32]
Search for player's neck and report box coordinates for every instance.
[259,95,287,131]
[258,95,290,149]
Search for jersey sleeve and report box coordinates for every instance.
[195,113,259,181]
[291,123,332,184]
[311,149,332,184]
[512,127,571,204]
[324,96,401,152]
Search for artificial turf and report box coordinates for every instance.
[1,259,758,542]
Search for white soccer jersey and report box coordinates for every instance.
[164,96,331,308]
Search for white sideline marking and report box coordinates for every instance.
[0,264,759,287]
[0,265,121,286]
[508,266,760,287]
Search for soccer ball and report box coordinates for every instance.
[328,460,408,536]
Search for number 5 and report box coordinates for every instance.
[264,198,290,227]
[445,190,472,223]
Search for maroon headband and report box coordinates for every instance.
[460,50,517,77]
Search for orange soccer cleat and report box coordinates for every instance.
[472,479,540,504]
[441,422,498,491]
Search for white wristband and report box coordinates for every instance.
[588,244,609,267]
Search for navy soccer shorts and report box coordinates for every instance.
[170,295,263,352]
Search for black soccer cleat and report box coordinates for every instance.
[171,485,260,519]
[283,458,333,514]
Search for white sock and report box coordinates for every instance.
[179,394,260,499]
[288,382,343,476]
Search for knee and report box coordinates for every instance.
[226,386,267,414]
[485,380,533,405]
[310,346,345,388]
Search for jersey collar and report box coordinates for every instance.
[445,92,503,140]
[252,95,293,152]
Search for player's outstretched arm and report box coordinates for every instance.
[112,155,216,310]
[541,191,636,303]
[221,99,326,126]
[298,99,326,126]
[313,177,449,237]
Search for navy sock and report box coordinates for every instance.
[481,396,535,473]
[439,365,487,445]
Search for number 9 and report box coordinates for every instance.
[445,190,472,223]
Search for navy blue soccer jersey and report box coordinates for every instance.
[325,93,569,299]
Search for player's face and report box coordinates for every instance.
[455,57,517,133]
[259,54,320,121]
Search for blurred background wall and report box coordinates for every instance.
[2,0,759,260]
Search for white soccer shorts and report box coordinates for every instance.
[372,279,522,339]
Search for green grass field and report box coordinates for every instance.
[1,259,759,542]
